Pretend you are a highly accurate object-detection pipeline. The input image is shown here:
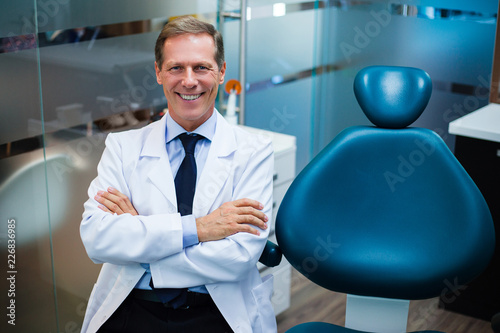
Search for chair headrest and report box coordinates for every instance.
[353,66,432,129]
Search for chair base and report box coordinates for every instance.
[286,322,444,333]
[346,295,409,332]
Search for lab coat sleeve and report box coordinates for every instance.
[80,133,184,265]
[149,139,274,288]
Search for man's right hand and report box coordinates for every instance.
[95,187,138,216]
[196,198,268,242]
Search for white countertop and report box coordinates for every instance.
[449,103,500,143]
[238,125,296,154]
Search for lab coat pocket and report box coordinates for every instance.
[251,274,276,332]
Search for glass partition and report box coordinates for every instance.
[321,0,497,151]
[240,0,497,164]
[242,0,324,171]
[0,0,59,331]
[1,1,219,332]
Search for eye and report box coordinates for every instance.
[168,66,182,72]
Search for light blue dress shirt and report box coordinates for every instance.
[135,111,217,292]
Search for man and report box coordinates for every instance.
[80,16,277,333]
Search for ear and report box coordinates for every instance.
[219,62,226,85]
[155,62,162,85]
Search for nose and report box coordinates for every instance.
[182,68,197,88]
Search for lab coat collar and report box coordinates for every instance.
[140,114,176,207]
[141,114,168,158]
[140,110,238,215]
[140,110,235,157]
[194,112,238,216]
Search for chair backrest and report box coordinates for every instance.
[276,66,495,301]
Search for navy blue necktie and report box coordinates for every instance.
[150,133,202,308]
[175,133,202,216]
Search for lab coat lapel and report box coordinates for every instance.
[141,115,177,209]
[194,113,237,217]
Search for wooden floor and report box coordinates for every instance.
[276,269,493,333]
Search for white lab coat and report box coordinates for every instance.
[80,111,277,333]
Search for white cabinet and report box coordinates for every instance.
[239,125,296,316]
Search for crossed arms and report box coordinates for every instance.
[80,130,274,287]
[95,187,268,242]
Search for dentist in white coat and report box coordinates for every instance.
[80,16,277,333]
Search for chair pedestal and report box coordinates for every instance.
[346,295,410,332]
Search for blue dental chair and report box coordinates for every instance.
[275,66,496,333]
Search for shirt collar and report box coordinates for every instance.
[165,110,217,144]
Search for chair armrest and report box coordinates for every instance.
[258,240,282,267]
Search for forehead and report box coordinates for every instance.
[163,33,216,65]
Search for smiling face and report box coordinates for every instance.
[155,33,226,132]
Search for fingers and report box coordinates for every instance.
[237,206,268,224]
[108,187,138,214]
[220,199,269,232]
[220,200,268,229]
[231,223,261,237]
[95,190,125,214]
[230,210,268,231]
[232,198,264,210]
[196,214,262,242]
[97,204,112,213]
[196,199,270,242]
[94,187,138,216]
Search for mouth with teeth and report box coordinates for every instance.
[178,93,202,101]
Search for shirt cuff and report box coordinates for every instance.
[182,215,199,248]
